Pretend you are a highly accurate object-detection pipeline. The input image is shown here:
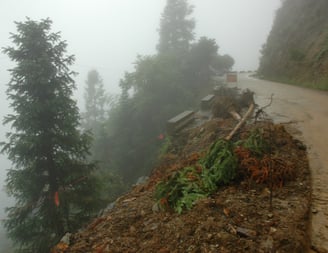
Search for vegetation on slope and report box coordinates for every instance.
[2,1,236,251]
[52,120,311,253]
[87,0,235,187]
[258,0,328,89]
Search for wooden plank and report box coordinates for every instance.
[168,110,194,123]
[167,110,195,134]
[213,86,220,95]
[201,94,215,102]
[225,103,255,141]
[201,94,215,110]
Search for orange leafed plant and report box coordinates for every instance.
[234,146,295,187]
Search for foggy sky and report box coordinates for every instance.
[0,0,281,198]
[0,0,282,173]
[0,1,280,250]
[0,0,281,103]
[0,0,282,182]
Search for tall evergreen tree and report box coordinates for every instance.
[1,18,101,253]
[83,69,107,131]
[82,70,126,199]
[157,0,195,54]
[186,37,219,88]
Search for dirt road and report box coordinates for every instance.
[234,74,328,252]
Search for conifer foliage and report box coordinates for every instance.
[1,18,100,253]
[157,0,195,54]
[83,69,108,131]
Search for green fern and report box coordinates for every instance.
[201,139,238,191]
[238,129,268,157]
[155,166,206,214]
[155,139,239,214]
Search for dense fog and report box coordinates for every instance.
[0,1,280,251]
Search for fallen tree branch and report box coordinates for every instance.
[229,110,242,121]
[225,103,255,141]
[255,93,274,121]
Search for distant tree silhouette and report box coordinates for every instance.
[157,0,195,54]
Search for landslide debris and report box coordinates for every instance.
[52,100,311,253]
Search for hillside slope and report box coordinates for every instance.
[258,0,328,89]
[51,98,311,253]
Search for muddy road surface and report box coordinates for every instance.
[233,74,328,252]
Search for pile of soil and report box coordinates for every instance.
[52,120,311,253]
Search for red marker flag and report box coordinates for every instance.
[54,191,60,207]
[158,133,165,140]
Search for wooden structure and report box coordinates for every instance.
[225,103,255,141]
[213,86,221,95]
[201,94,215,110]
[167,110,195,134]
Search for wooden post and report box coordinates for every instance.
[225,103,255,141]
